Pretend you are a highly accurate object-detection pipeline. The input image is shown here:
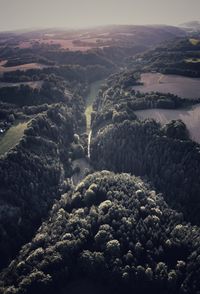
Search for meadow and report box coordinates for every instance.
[136,103,200,143]
[134,73,200,98]
[0,121,29,156]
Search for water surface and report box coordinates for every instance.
[85,80,103,133]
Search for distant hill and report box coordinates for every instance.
[0,24,187,79]
[180,21,200,32]
[130,36,200,77]
[18,24,186,49]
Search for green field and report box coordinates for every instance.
[85,80,104,133]
[189,38,200,46]
[135,104,200,144]
[0,121,29,156]
[185,58,200,63]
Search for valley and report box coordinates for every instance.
[1,23,200,294]
[85,80,104,133]
[71,79,103,185]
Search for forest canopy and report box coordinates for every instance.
[1,172,200,294]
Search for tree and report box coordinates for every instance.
[106,240,120,256]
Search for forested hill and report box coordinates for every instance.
[91,119,200,225]
[129,37,200,77]
[0,103,80,270]
[90,71,200,225]
[1,172,200,294]
[92,70,197,130]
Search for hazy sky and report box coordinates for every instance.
[0,0,199,31]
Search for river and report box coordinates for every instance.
[71,80,103,185]
[84,80,104,133]
[85,80,104,158]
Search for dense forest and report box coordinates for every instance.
[1,172,200,294]
[0,81,67,106]
[1,64,111,85]
[91,119,200,224]
[0,102,83,269]
[90,71,200,225]
[129,38,200,77]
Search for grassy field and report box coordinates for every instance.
[0,121,29,156]
[18,39,91,51]
[134,73,200,99]
[135,104,200,144]
[85,80,104,133]
[189,38,200,45]
[18,37,108,51]
[185,58,200,63]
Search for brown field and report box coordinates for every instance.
[17,35,111,51]
[81,37,112,43]
[135,104,200,144]
[18,38,92,51]
[17,41,32,49]
[134,73,200,99]
[1,25,186,55]
[15,29,130,52]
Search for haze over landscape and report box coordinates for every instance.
[0,0,200,30]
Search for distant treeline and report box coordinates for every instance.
[1,64,112,84]
[130,38,200,77]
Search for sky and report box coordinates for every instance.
[0,0,199,31]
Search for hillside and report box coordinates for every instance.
[180,21,200,32]
[129,37,200,77]
[1,23,200,294]
[89,72,200,225]
[0,25,186,76]
[1,172,200,294]
[0,102,82,269]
